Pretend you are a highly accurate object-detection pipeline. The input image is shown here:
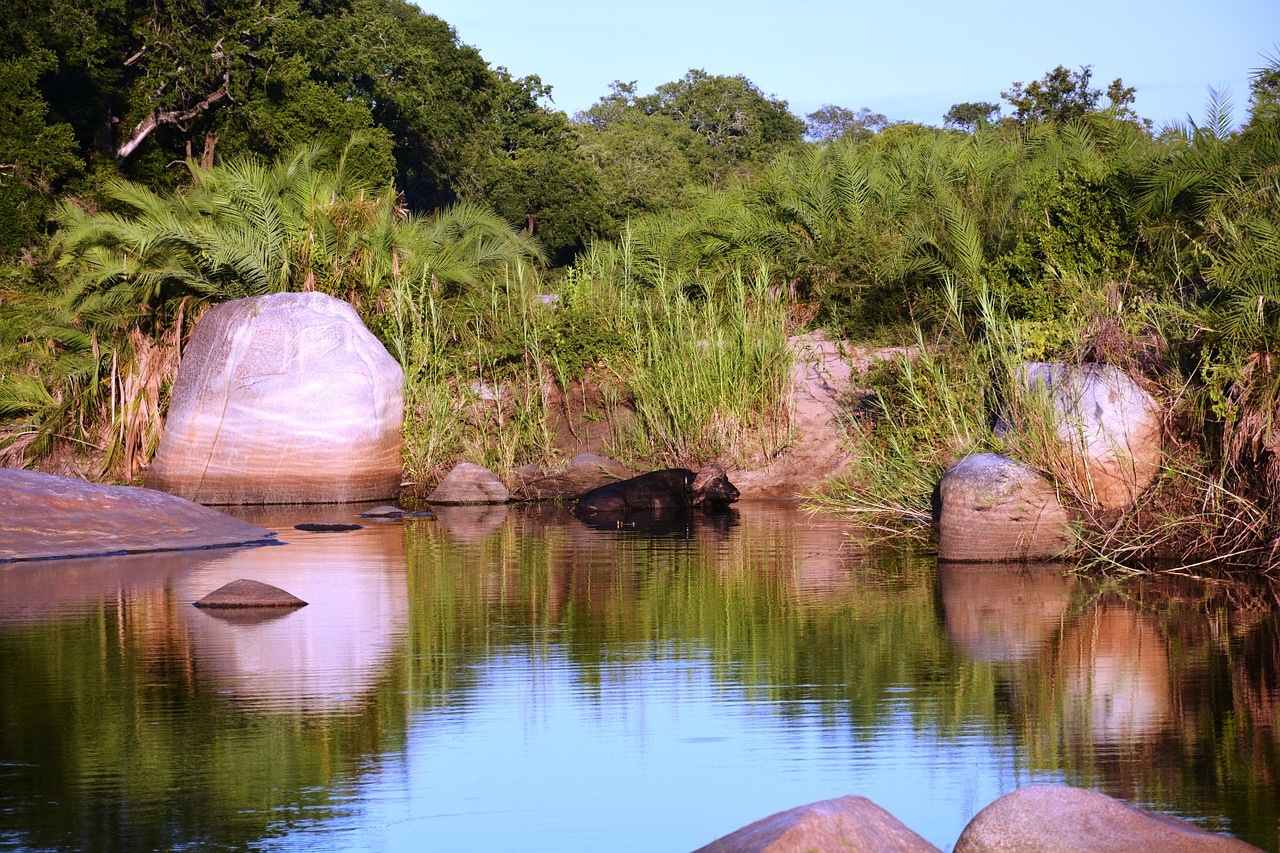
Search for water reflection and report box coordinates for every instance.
[177,521,409,713]
[430,502,509,542]
[1061,603,1172,742]
[938,562,1074,662]
[0,504,1277,852]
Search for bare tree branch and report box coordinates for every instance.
[116,71,230,161]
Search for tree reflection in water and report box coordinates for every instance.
[0,504,1276,851]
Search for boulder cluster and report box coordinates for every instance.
[695,785,1260,852]
[939,363,1162,562]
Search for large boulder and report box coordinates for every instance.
[953,784,1261,853]
[938,453,1072,562]
[692,795,941,853]
[0,468,277,561]
[1020,362,1161,510]
[145,292,403,504]
[426,462,510,505]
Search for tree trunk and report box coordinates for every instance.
[115,78,229,162]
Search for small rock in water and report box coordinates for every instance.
[356,506,432,519]
[193,579,308,609]
[293,522,364,532]
[358,505,405,517]
[427,462,510,505]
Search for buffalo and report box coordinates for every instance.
[572,464,740,517]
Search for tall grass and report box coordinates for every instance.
[622,268,793,466]
[389,247,795,492]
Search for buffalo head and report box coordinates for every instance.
[691,464,740,506]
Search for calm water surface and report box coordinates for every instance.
[1,502,1278,851]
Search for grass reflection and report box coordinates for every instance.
[1,505,1277,851]
[401,505,1280,850]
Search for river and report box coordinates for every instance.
[0,502,1276,851]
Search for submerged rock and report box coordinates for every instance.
[0,469,277,562]
[145,291,404,505]
[356,505,432,519]
[359,505,406,517]
[938,453,1072,562]
[293,522,364,532]
[426,462,510,505]
[193,578,307,609]
[953,784,1261,852]
[692,795,941,853]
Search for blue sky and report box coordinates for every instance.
[417,0,1278,129]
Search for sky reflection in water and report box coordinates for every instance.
[0,502,1276,852]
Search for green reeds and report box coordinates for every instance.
[621,268,793,467]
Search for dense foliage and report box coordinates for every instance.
[3,3,1280,566]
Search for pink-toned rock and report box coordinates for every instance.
[1020,362,1162,510]
[193,578,307,608]
[426,462,509,505]
[0,468,277,561]
[145,292,403,505]
[938,454,1072,562]
[692,795,941,853]
[954,785,1261,853]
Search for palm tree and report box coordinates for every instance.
[6,137,544,475]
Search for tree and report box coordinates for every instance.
[0,53,82,253]
[1245,50,1280,130]
[1001,65,1140,126]
[302,0,508,211]
[805,105,891,144]
[1,0,529,212]
[943,101,1000,131]
[575,80,640,129]
[576,112,699,232]
[636,69,805,180]
[460,73,606,264]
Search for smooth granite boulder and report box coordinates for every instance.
[953,784,1261,853]
[1020,362,1162,510]
[938,453,1072,562]
[145,292,403,504]
[426,462,510,505]
[0,468,277,561]
[692,795,941,853]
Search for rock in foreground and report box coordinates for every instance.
[193,578,307,608]
[145,292,403,504]
[0,469,277,561]
[938,453,1072,562]
[692,795,941,853]
[953,785,1261,853]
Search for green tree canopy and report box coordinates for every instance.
[943,101,1001,131]
[640,69,805,175]
[1001,64,1141,126]
[805,105,892,144]
[0,52,82,253]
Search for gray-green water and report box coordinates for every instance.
[1,502,1277,851]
